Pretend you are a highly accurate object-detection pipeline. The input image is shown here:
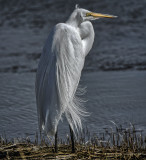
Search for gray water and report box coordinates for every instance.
[0,71,146,140]
[0,0,146,141]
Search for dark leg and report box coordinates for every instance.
[69,125,75,153]
[55,131,58,153]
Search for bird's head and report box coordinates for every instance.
[67,5,117,25]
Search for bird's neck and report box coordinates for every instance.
[66,12,81,27]
[66,20,78,27]
[79,21,95,56]
[66,15,95,57]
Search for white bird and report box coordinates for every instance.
[35,5,116,152]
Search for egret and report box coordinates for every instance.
[35,5,116,152]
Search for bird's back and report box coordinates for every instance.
[36,23,88,136]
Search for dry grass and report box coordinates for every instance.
[0,124,146,159]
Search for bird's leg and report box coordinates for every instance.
[55,131,58,153]
[69,125,75,153]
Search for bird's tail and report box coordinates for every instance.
[65,86,89,138]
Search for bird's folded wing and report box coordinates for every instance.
[35,28,60,136]
[54,24,88,134]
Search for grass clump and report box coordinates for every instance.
[0,123,146,159]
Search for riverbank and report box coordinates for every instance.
[0,143,146,159]
[0,125,146,159]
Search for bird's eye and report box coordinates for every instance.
[86,13,91,17]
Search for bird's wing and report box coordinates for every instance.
[55,23,88,134]
[36,27,61,136]
[36,23,88,136]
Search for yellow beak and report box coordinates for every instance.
[87,12,117,18]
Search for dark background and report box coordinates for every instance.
[0,0,146,72]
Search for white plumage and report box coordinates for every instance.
[35,6,116,137]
